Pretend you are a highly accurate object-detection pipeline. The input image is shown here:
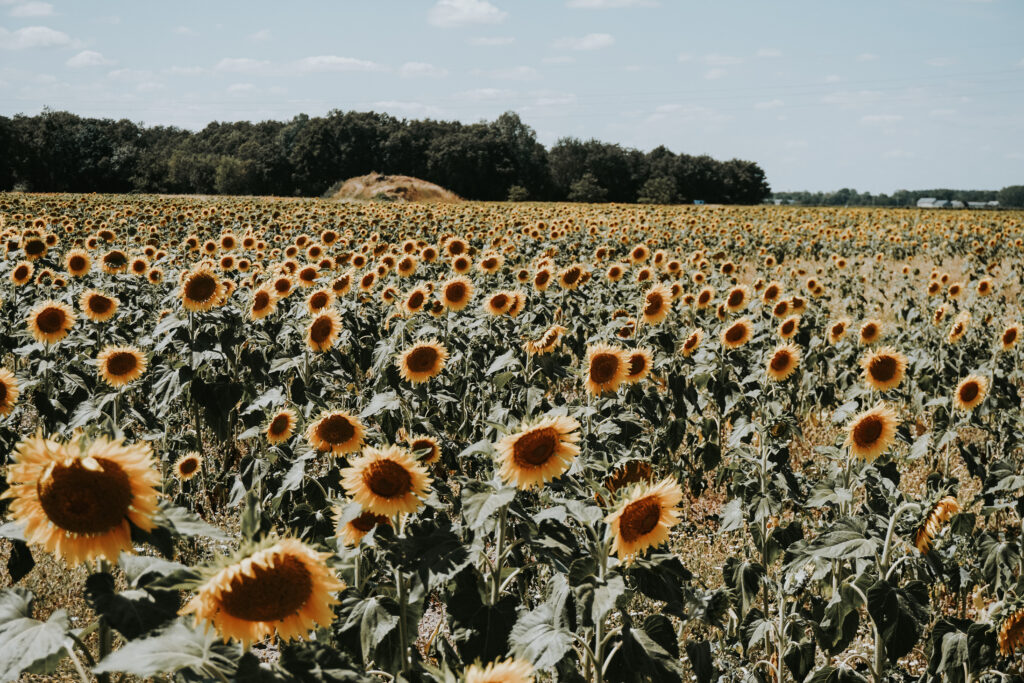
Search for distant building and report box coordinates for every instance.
[917,197,939,208]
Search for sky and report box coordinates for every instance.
[1,0,1022,193]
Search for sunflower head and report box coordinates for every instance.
[525,324,567,356]
[844,402,899,461]
[860,346,908,392]
[721,318,754,349]
[408,434,441,465]
[585,343,628,396]
[999,606,1024,656]
[334,505,391,547]
[767,344,801,381]
[0,367,20,417]
[399,339,448,383]
[341,445,433,516]
[181,267,224,313]
[307,309,342,352]
[954,374,988,411]
[1000,324,1020,350]
[605,477,683,562]
[307,410,364,455]
[681,329,704,357]
[28,300,76,344]
[174,452,203,481]
[624,348,653,383]
[778,315,800,340]
[464,659,535,683]
[496,415,581,489]
[914,496,960,553]
[859,319,883,345]
[249,287,277,320]
[641,284,672,325]
[97,345,148,388]
[266,408,297,444]
[828,319,849,344]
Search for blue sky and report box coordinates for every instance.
[1,0,1022,192]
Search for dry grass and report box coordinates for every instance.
[331,173,462,203]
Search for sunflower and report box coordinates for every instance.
[0,367,20,417]
[605,477,683,562]
[766,344,801,381]
[778,315,800,340]
[27,300,76,344]
[65,249,91,277]
[306,288,334,314]
[80,289,119,323]
[525,324,567,355]
[948,314,969,344]
[335,507,391,547]
[721,318,754,349]
[464,659,535,683]
[266,408,297,444]
[828,319,849,345]
[181,538,343,646]
[761,281,783,304]
[860,347,908,392]
[859,319,883,345]
[452,256,473,274]
[1001,324,1021,350]
[97,345,148,388]
[11,261,33,286]
[174,452,203,481]
[275,273,298,298]
[558,264,585,290]
[307,310,343,352]
[2,433,161,564]
[954,374,987,411]
[999,608,1024,656]
[533,268,552,291]
[695,286,715,309]
[724,285,750,312]
[341,445,432,516]
[639,284,672,325]
[844,403,899,461]
[101,249,128,274]
[624,348,653,383]
[407,434,441,465]
[585,343,628,395]
[180,267,224,313]
[495,415,581,489]
[914,496,960,553]
[603,460,654,498]
[249,287,277,320]
[484,291,513,316]
[681,328,704,357]
[399,340,448,383]
[307,410,364,455]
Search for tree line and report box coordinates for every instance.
[772,186,1024,208]
[0,108,770,204]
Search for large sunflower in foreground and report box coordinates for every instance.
[3,433,161,564]
[605,477,683,562]
[464,659,535,683]
[341,445,432,516]
[307,410,364,455]
[495,415,581,489]
[844,403,899,461]
[97,345,148,388]
[182,538,343,646]
[27,300,76,344]
[399,339,448,383]
[180,266,224,313]
[0,368,20,417]
[860,346,907,392]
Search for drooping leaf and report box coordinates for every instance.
[92,619,242,678]
[509,604,572,670]
[0,589,72,682]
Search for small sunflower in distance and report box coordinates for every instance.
[464,659,535,683]
[27,300,76,344]
[827,318,850,345]
[307,410,364,455]
[399,339,448,383]
[859,319,883,345]
[182,537,343,646]
[1000,324,1020,351]
[3,433,161,564]
[844,402,899,461]
[97,345,147,388]
[495,415,581,489]
[860,346,907,392]
[266,408,297,444]
[605,477,684,563]
[954,374,987,411]
[585,343,628,395]
[174,452,203,481]
[341,445,432,517]
[766,344,800,381]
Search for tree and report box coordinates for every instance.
[997,185,1024,208]
[637,176,677,204]
[507,185,529,202]
[567,173,607,202]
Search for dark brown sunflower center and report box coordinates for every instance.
[535,271,550,285]
[106,351,138,377]
[563,268,580,285]
[178,457,199,476]
[605,461,652,493]
[310,316,334,345]
[727,290,744,307]
[619,498,661,542]
[351,511,387,532]
[132,261,146,273]
[862,325,878,340]
[25,240,46,255]
[959,382,979,403]
[275,278,292,293]
[104,252,127,267]
[770,352,791,372]
[698,292,712,305]
[219,553,313,622]
[782,321,795,335]
[684,335,698,350]
[644,294,664,316]
[411,439,437,460]
[364,459,412,498]
[725,324,746,343]
[300,268,316,282]
[774,302,788,316]
[628,354,647,377]
[317,415,355,445]
[185,274,217,302]
[36,307,67,334]
[832,323,845,337]
[590,353,620,384]
[853,416,883,447]
[407,292,424,309]
[14,265,30,280]
[445,283,466,302]
[406,346,439,373]
[869,355,897,382]
[254,291,271,310]
[360,274,374,288]
[953,323,964,336]
[269,414,291,436]
[0,383,7,403]
[1005,329,1018,345]
[483,258,497,269]
[490,294,509,310]
[765,286,779,300]
[512,427,558,468]
[37,458,132,534]
[89,296,113,315]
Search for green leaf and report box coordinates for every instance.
[807,665,868,683]
[486,349,519,375]
[92,620,241,678]
[158,501,229,541]
[360,390,400,418]
[684,640,717,683]
[866,578,929,663]
[509,604,572,670]
[461,482,516,531]
[359,598,399,665]
[0,589,72,682]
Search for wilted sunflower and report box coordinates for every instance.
[1001,324,1021,350]
[97,345,148,388]
[65,249,91,277]
[914,496,960,553]
[307,410,364,455]
[174,452,203,481]
[2,433,161,564]
[605,477,683,562]
[585,343,628,395]
[721,318,754,349]
[266,408,297,444]
[182,538,343,646]
[766,344,801,381]
[77,289,118,323]
[249,287,277,320]
[307,309,343,352]
[441,276,474,311]
[399,339,448,383]
[641,284,672,325]
[954,374,987,411]
[341,445,432,516]
[860,346,908,392]
[624,348,653,383]
[0,367,20,417]
[27,300,76,344]
[999,608,1024,656]
[844,403,899,461]
[495,415,581,489]
[335,507,391,547]
[778,315,800,340]
[525,324,567,355]
[827,319,849,345]
[859,319,883,345]
[464,659,535,683]
[681,328,704,357]
[180,266,224,313]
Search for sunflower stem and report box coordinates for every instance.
[67,648,91,683]
[880,501,917,574]
[96,558,113,683]
[395,566,410,674]
[491,504,508,605]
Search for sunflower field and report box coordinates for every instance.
[1,193,1023,683]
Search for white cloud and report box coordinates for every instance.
[861,114,903,125]
[428,0,507,27]
[704,68,726,80]
[10,1,53,17]
[553,32,614,50]
[754,99,783,109]
[702,53,742,66]
[250,29,271,41]
[163,65,206,76]
[372,100,444,117]
[756,48,782,58]
[400,61,448,78]
[856,52,878,62]
[173,26,198,37]
[925,57,954,67]
[566,0,657,7]
[472,65,538,80]
[216,57,271,73]
[469,35,514,46]
[66,49,113,67]
[293,55,387,73]
[0,25,71,49]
